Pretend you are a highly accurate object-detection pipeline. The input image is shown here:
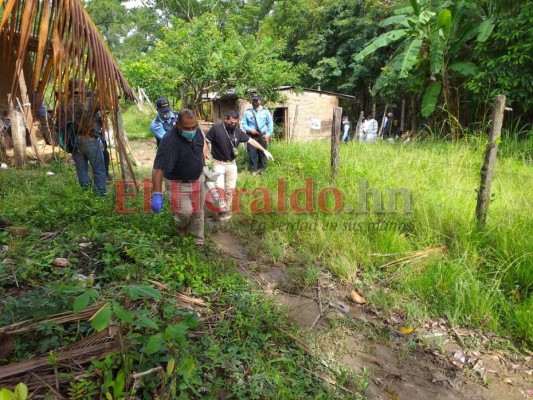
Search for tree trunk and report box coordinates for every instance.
[442,71,460,139]
[410,94,417,136]
[10,109,27,168]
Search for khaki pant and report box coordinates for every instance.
[165,175,206,245]
[213,160,238,212]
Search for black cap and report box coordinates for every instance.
[156,97,171,113]
[251,94,261,101]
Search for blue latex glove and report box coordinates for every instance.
[151,192,163,213]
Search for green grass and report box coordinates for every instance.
[229,137,533,346]
[0,164,368,399]
[121,103,154,140]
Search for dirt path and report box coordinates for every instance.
[211,229,532,400]
[127,140,532,400]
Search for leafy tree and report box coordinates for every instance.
[85,0,162,59]
[149,14,300,117]
[121,58,176,102]
[262,0,392,113]
[466,1,533,116]
[354,0,495,132]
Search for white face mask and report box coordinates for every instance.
[160,111,171,120]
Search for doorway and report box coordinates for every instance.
[273,107,288,140]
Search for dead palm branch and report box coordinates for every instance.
[0,0,137,175]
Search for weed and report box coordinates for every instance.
[230,138,533,346]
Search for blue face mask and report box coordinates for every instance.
[181,130,196,140]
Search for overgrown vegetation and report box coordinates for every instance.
[87,0,533,131]
[0,163,368,399]
[227,135,533,346]
[121,105,154,141]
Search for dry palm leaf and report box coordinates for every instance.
[0,0,137,177]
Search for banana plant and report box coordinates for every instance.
[355,0,494,123]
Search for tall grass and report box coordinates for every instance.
[231,138,533,345]
[122,103,154,140]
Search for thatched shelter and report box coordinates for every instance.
[0,0,137,176]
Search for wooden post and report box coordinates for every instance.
[354,111,364,141]
[9,95,27,167]
[331,107,342,180]
[475,95,506,227]
[17,70,44,164]
[114,110,135,183]
[400,99,406,136]
[377,105,388,139]
[137,86,144,110]
[140,88,156,113]
[290,105,299,143]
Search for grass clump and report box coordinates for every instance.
[121,103,154,140]
[0,166,367,399]
[230,137,533,346]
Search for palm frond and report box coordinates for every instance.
[1,0,137,176]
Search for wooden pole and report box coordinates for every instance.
[137,87,144,110]
[331,107,342,180]
[17,70,44,164]
[354,111,364,141]
[290,105,299,143]
[400,99,406,136]
[475,95,506,227]
[9,93,27,168]
[140,88,157,113]
[114,110,136,183]
[377,105,388,139]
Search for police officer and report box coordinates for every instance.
[150,97,178,145]
[241,94,273,175]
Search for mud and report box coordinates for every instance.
[211,229,533,400]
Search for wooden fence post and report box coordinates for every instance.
[331,106,342,180]
[475,94,506,227]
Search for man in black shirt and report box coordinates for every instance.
[206,110,273,220]
[151,109,208,248]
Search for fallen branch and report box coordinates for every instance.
[303,367,356,395]
[274,325,314,357]
[132,366,163,379]
[176,292,206,306]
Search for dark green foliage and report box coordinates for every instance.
[466,1,533,115]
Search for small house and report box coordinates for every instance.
[209,86,356,142]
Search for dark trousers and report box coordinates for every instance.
[247,135,268,172]
[102,137,110,177]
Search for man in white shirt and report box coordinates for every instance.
[360,115,378,143]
